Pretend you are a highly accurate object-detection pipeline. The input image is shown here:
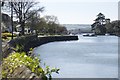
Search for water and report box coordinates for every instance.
[34,35,118,78]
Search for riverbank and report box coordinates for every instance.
[1,35,78,79]
[3,35,78,58]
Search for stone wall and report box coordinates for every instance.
[3,35,78,58]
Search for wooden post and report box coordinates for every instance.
[118,1,120,80]
[11,2,14,39]
[118,1,120,20]
[0,1,2,64]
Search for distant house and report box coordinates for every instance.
[16,24,33,34]
[1,13,12,32]
[68,29,81,35]
[62,24,92,34]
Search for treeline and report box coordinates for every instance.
[2,1,67,36]
[25,15,68,35]
[91,13,120,36]
[105,20,120,36]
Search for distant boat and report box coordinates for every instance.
[83,33,97,37]
[83,33,89,36]
[105,33,110,36]
[89,33,97,37]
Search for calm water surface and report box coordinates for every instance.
[34,35,118,78]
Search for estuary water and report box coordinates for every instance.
[34,35,118,78]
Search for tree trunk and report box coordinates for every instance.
[21,21,25,35]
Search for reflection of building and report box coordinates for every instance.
[1,13,12,32]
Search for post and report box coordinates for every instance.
[118,1,120,80]
[0,1,2,64]
[11,2,13,39]
[118,1,120,20]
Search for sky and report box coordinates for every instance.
[35,0,119,24]
[4,0,116,24]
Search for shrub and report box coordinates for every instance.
[2,52,44,78]
[2,32,17,37]
[2,52,60,79]
[2,35,7,39]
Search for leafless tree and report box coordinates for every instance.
[4,1,44,35]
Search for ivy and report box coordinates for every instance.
[2,52,44,78]
[2,52,60,79]
[2,42,60,79]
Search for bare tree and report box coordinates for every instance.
[26,10,41,34]
[7,1,44,35]
[44,15,59,24]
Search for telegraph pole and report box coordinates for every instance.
[11,2,13,39]
[0,1,2,64]
[118,1,120,80]
[118,1,120,20]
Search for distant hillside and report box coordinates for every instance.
[62,24,92,33]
